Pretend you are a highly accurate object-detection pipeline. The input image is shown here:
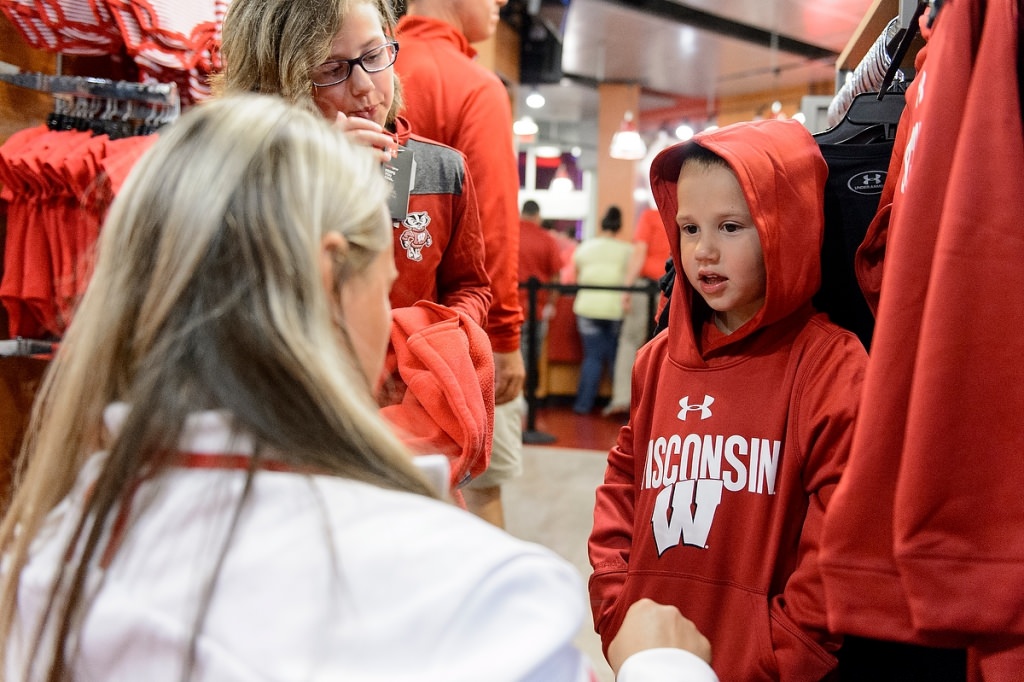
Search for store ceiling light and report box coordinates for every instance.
[674,123,694,141]
[525,90,545,109]
[550,164,574,193]
[609,110,646,161]
[513,115,539,137]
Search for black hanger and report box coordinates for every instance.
[877,0,929,96]
[814,91,906,145]
[815,1,926,146]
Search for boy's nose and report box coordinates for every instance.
[694,234,718,260]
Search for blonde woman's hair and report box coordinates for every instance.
[0,93,433,678]
[214,0,404,124]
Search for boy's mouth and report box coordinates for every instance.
[698,273,728,295]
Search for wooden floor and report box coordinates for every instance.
[512,400,623,681]
[524,401,627,452]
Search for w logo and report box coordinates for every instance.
[652,479,724,552]
[678,395,714,421]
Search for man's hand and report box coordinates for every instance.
[607,599,712,675]
[493,350,525,405]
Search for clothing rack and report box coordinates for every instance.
[826,1,933,129]
[0,338,56,357]
[827,16,904,128]
[0,61,181,122]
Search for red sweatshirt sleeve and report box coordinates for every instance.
[432,158,492,327]
[587,421,636,655]
[768,327,865,680]
[455,80,523,351]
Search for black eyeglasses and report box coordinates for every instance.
[311,41,399,87]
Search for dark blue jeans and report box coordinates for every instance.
[573,316,621,414]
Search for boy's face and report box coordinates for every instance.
[675,160,766,334]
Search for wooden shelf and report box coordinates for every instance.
[837,0,898,72]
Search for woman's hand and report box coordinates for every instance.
[607,598,712,675]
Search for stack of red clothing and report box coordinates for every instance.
[0,0,227,103]
[0,125,156,338]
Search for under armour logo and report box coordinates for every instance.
[849,171,887,196]
[677,395,714,421]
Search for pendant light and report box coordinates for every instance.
[609,110,646,160]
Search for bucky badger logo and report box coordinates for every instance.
[399,212,433,262]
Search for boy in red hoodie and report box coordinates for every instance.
[588,118,868,682]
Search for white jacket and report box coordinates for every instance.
[6,406,715,681]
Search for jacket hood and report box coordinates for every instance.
[391,115,412,146]
[396,15,476,59]
[649,118,827,364]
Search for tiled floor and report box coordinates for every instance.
[503,403,626,682]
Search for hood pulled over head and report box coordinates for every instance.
[649,118,827,362]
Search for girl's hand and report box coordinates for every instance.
[332,112,398,163]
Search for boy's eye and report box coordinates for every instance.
[722,222,743,233]
[680,224,699,235]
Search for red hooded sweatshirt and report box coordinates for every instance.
[588,119,867,682]
[821,1,1024,677]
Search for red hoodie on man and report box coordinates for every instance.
[588,119,867,682]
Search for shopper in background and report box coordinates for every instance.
[544,218,579,285]
[603,205,671,417]
[396,0,525,528]
[517,199,562,376]
[572,205,633,415]
[0,93,719,682]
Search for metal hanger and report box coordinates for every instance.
[1,60,180,136]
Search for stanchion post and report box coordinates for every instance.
[522,277,556,444]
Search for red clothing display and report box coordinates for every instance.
[395,16,523,353]
[821,1,1024,676]
[0,128,155,339]
[0,0,226,104]
[588,120,867,682]
[517,219,562,319]
[388,116,491,328]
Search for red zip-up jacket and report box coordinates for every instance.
[389,116,491,328]
[588,119,867,682]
